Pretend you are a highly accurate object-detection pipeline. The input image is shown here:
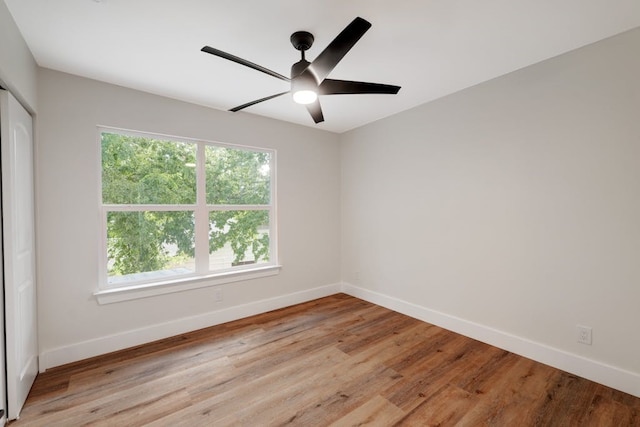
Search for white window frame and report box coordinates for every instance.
[94,127,280,304]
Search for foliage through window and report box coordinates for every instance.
[100,129,275,288]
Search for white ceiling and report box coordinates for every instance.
[5,0,640,133]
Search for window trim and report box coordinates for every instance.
[94,264,281,304]
[96,126,278,303]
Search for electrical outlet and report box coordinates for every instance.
[577,325,592,345]
[213,286,223,303]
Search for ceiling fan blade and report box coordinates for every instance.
[303,17,371,83]
[306,99,324,123]
[230,91,289,112]
[319,79,401,95]
[201,46,290,82]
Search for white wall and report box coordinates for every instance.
[341,28,640,395]
[0,0,37,112]
[36,69,341,368]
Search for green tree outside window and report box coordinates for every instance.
[102,132,272,283]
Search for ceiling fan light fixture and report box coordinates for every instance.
[291,71,318,105]
[292,89,317,105]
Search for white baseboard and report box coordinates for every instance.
[39,281,640,399]
[39,283,342,371]
[341,283,640,399]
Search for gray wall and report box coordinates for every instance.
[341,28,640,384]
[0,0,37,111]
[36,69,341,367]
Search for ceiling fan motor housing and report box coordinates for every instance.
[291,59,313,79]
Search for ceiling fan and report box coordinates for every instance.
[201,17,401,124]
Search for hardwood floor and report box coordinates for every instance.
[9,294,640,426]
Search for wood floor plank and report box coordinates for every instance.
[393,384,477,426]
[382,334,480,412]
[528,371,603,426]
[9,294,640,426]
[148,346,351,426]
[585,389,640,426]
[383,327,461,374]
[455,357,573,426]
[279,363,402,426]
[329,395,405,427]
[336,310,418,355]
[344,322,437,370]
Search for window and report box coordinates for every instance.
[98,128,277,298]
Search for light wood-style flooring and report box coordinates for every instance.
[9,294,640,426]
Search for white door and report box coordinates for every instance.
[1,90,38,420]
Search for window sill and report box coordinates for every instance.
[94,265,282,305]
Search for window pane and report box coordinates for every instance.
[107,211,195,285]
[102,132,196,204]
[206,146,271,205]
[209,210,270,271]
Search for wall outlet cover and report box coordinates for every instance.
[577,325,592,345]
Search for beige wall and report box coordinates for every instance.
[36,69,341,366]
[341,27,640,390]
